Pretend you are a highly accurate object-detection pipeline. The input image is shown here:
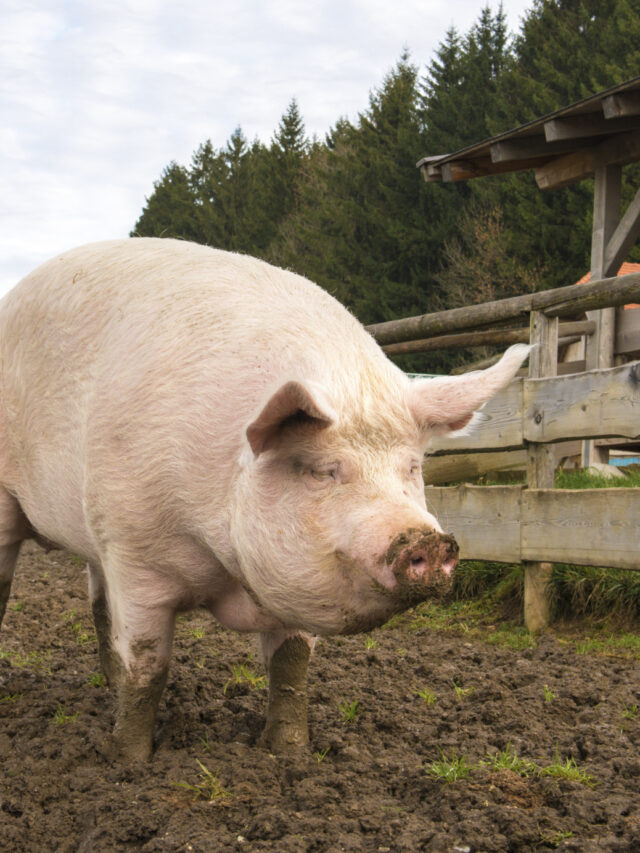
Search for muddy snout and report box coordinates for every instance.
[386,529,459,588]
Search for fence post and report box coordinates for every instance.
[524,310,558,632]
[582,163,620,467]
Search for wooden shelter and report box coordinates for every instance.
[418,75,640,467]
[409,78,640,630]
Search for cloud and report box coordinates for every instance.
[0,0,534,294]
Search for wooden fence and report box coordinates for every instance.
[366,271,640,631]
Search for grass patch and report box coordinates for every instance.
[52,703,79,725]
[539,748,595,787]
[339,699,360,724]
[481,743,537,777]
[416,686,437,706]
[174,760,232,802]
[0,647,52,673]
[573,632,640,658]
[424,750,475,783]
[223,662,266,694]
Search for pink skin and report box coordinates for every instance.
[0,239,528,758]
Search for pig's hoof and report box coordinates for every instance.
[260,723,309,754]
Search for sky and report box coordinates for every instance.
[1,0,534,297]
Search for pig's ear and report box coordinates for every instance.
[409,344,530,436]
[246,380,336,456]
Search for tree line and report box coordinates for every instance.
[132,0,640,372]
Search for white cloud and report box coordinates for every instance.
[0,0,534,295]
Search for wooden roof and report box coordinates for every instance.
[418,76,640,190]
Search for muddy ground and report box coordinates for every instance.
[0,543,638,852]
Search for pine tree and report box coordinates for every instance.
[131,162,198,240]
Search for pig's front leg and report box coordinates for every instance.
[107,590,175,762]
[260,631,314,753]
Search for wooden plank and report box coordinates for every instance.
[524,312,557,631]
[423,449,527,484]
[602,92,640,119]
[490,137,577,163]
[604,186,640,275]
[423,441,582,485]
[382,321,594,357]
[544,114,640,142]
[425,485,523,563]
[429,379,524,453]
[583,164,620,466]
[425,486,640,570]
[366,272,640,345]
[521,489,640,570]
[535,130,640,190]
[524,362,640,443]
[615,306,640,356]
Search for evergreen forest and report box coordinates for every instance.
[132,0,640,373]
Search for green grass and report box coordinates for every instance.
[0,647,52,673]
[416,686,437,706]
[52,703,79,725]
[425,745,594,787]
[312,746,330,763]
[424,750,475,783]
[223,662,266,694]
[174,760,232,802]
[539,748,595,787]
[481,743,537,777]
[339,699,360,724]
[574,632,640,657]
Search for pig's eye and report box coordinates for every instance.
[310,466,337,482]
[409,461,422,478]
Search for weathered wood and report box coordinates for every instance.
[524,312,557,631]
[583,163,621,467]
[490,137,578,163]
[544,114,640,142]
[430,379,524,454]
[426,485,640,571]
[535,130,640,190]
[423,441,582,485]
[381,321,594,356]
[366,272,640,345]
[604,186,640,276]
[521,489,640,571]
[616,306,640,356]
[425,485,523,563]
[602,91,640,119]
[525,362,640,444]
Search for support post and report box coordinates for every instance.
[582,163,621,467]
[524,310,558,632]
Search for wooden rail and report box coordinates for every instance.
[426,485,640,571]
[366,271,640,345]
[431,361,640,453]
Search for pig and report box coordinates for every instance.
[0,239,528,760]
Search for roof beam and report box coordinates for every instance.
[544,114,640,142]
[490,136,579,163]
[604,186,640,275]
[535,130,640,190]
[602,91,640,119]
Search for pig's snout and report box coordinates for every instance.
[386,529,459,588]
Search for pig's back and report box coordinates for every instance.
[0,239,401,554]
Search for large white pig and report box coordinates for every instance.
[0,239,528,760]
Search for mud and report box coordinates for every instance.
[0,542,639,852]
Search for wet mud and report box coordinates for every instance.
[0,542,639,852]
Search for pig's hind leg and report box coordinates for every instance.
[259,630,314,753]
[87,562,121,689]
[0,487,29,629]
